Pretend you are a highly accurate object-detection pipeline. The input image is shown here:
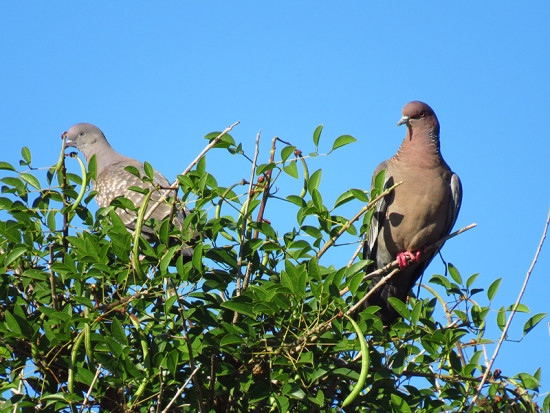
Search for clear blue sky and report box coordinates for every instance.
[1,1,549,396]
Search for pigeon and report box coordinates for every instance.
[362,101,462,325]
[65,123,196,261]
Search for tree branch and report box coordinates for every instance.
[467,208,549,411]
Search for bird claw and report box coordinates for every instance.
[397,249,423,269]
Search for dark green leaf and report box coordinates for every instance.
[221,299,256,318]
[523,313,547,335]
[192,243,203,271]
[4,310,21,334]
[111,317,128,345]
[388,297,409,319]
[391,394,411,413]
[220,334,242,347]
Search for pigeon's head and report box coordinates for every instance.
[397,101,439,139]
[65,123,109,157]
[397,101,437,127]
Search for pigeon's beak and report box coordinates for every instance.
[64,134,75,148]
[397,116,410,127]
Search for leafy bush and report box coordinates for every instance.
[0,126,546,412]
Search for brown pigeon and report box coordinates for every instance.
[65,123,196,261]
[362,101,462,325]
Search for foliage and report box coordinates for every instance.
[0,128,547,412]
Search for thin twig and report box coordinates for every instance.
[155,367,165,413]
[467,208,549,411]
[340,222,477,296]
[161,365,201,413]
[79,363,102,413]
[48,244,59,311]
[346,240,365,269]
[144,121,240,222]
[283,223,476,356]
[235,130,261,297]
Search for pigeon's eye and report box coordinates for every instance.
[79,132,84,136]
[418,112,426,118]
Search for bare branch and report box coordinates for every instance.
[161,365,201,413]
[467,208,549,411]
[144,121,240,222]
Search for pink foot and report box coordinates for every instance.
[396,249,424,269]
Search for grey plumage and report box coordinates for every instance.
[65,123,195,260]
[363,101,462,325]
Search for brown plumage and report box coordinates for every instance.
[363,101,462,325]
[65,123,196,260]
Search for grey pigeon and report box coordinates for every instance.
[362,101,462,325]
[65,123,196,261]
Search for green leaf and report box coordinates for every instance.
[21,146,31,164]
[5,247,27,266]
[330,135,356,151]
[192,243,203,271]
[487,278,502,301]
[280,270,295,296]
[514,372,539,390]
[448,263,461,284]
[276,395,289,413]
[282,160,299,179]
[497,307,506,331]
[373,169,386,195]
[111,317,128,345]
[466,272,480,288]
[312,125,323,149]
[350,188,369,202]
[281,145,297,162]
[20,172,40,190]
[333,190,354,208]
[221,298,256,318]
[523,313,547,335]
[388,297,409,319]
[391,394,411,413]
[220,334,242,347]
[307,169,322,193]
[286,195,306,207]
[411,301,422,325]
[256,162,276,176]
[143,161,154,179]
[507,303,530,313]
[310,188,323,210]
[0,161,16,171]
[4,310,21,335]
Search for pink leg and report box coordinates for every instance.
[396,248,426,269]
